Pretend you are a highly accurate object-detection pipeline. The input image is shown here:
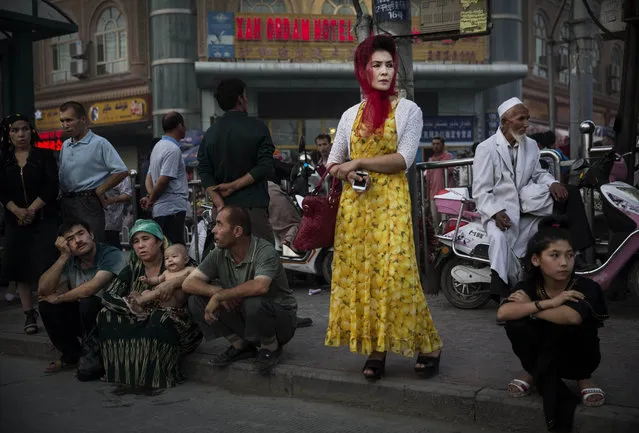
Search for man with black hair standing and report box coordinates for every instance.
[58,101,129,242]
[141,111,189,245]
[197,78,275,244]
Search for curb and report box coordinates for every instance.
[2,332,638,433]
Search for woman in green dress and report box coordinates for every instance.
[97,220,202,390]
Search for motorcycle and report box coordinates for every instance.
[274,186,333,285]
[433,150,639,309]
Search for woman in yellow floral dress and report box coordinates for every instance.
[325,35,442,380]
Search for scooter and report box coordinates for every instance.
[274,188,333,285]
[433,150,639,309]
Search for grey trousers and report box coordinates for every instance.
[187,294,296,346]
[247,208,275,245]
[60,195,105,242]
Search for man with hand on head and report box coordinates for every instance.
[472,97,593,299]
[37,218,125,379]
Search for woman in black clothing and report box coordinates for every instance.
[0,114,60,334]
[497,217,608,432]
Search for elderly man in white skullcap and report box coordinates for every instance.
[472,97,570,298]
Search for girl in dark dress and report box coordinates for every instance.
[497,217,608,432]
[0,114,60,334]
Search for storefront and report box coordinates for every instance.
[35,94,153,170]
[197,11,528,163]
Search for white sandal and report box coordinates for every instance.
[507,378,533,398]
[580,387,606,407]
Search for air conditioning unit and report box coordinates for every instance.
[70,41,86,58]
[70,59,88,78]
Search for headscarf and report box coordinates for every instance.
[0,113,38,161]
[354,35,398,134]
[129,219,169,262]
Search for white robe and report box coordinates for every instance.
[472,129,557,285]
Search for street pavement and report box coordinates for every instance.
[0,355,507,433]
[1,282,638,432]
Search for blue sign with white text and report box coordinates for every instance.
[422,116,475,143]
[207,12,235,59]
[485,112,500,139]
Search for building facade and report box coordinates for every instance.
[195,0,529,162]
[523,0,622,147]
[31,0,623,165]
[32,0,153,170]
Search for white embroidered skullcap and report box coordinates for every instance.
[498,97,524,119]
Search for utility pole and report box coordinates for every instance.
[547,0,569,134]
[569,0,595,159]
[616,0,639,184]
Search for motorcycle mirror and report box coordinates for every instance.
[571,158,589,171]
[298,135,306,154]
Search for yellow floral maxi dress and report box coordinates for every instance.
[325,101,443,357]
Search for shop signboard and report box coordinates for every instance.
[422,116,475,143]
[207,12,235,59]
[485,112,499,138]
[36,130,65,151]
[35,108,62,131]
[228,12,488,64]
[88,97,148,126]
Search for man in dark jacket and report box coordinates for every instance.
[197,78,275,244]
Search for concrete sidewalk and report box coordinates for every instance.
[1,289,638,433]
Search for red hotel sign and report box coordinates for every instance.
[236,15,355,42]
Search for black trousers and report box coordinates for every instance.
[154,211,186,245]
[554,184,594,252]
[60,195,105,243]
[505,318,601,431]
[188,295,296,346]
[105,230,122,249]
[39,296,103,364]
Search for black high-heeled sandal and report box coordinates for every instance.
[362,357,386,381]
[415,352,441,379]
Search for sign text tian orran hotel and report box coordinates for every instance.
[236,16,355,42]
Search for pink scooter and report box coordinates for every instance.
[433,150,639,309]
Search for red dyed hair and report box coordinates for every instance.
[354,34,398,134]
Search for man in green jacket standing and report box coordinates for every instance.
[197,78,275,244]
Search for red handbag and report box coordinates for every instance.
[292,173,341,251]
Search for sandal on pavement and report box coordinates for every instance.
[362,357,386,381]
[209,344,257,367]
[24,309,39,335]
[508,378,533,398]
[581,387,606,407]
[415,352,441,379]
[44,359,76,374]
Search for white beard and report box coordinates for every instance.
[511,131,526,146]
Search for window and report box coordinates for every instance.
[95,7,128,76]
[322,0,368,15]
[609,45,622,93]
[240,0,287,13]
[592,40,601,92]
[558,23,570,85]
[411,0,420,18]
[533,12,548,78]
[50,32,78,84]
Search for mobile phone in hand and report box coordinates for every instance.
[352,171,369,192]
